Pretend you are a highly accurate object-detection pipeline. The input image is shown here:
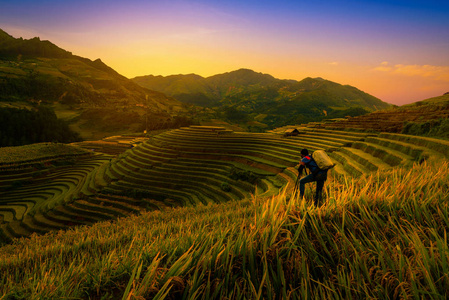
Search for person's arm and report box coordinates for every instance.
[298,156,310,176]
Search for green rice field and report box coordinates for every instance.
[0,126,448,298]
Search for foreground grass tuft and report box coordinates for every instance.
[0,161,448,299]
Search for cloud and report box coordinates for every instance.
[373,62,449,81]
[329,61,339,66]
[373,61,392,72]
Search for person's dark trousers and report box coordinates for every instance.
[299,174,315,201]
[314,179,325,206]
[299,172,327,206]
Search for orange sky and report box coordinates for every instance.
[1,0,448,105]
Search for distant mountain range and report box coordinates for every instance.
[1,28,392,140]
[0,29,188,140]
[133,69,391,129]
[0,29,172,108]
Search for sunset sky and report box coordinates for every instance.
[0,0,448,105]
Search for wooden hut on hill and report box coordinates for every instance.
[283,128,300,137]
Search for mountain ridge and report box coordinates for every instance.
[132,68,391,129]
[0,29,191,141]
[0,28,397,138]
[0,29,72,59]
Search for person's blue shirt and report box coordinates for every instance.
[301,155,320,174]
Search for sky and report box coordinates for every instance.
[0,0,448,105]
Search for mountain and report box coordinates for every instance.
[132,69,285,106]
[0,28,392,138]
[132,69,391,129]
[0,29,189,141]
[0,29,72,59]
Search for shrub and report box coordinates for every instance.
[402,118,449,139]
[9,179,32,190]
[432,118,449,138]
[220,182,231,192]
[33,162,47,170]
[53,158,76,166]
[126,189,155,200]
[229,167,258,184]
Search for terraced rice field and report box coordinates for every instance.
[1,125,448,244]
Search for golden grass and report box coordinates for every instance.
[0,160,448,299]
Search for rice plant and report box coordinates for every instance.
[0,159,447,299]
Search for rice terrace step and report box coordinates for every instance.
[1,126,449,244]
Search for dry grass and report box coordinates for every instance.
[0,159,447,299]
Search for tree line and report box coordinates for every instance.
[0,106,81,147]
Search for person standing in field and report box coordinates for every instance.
[297,148,328,206]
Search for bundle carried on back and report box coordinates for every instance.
[312,150,335,170]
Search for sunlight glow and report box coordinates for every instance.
[1,0,448,105]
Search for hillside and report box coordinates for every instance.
[0,28,393,138]
[0,129,448,298]
[0,29,190,140]
[314,93,449,136]
[132,69,391,130]
[2,125,449,245]
[132,69,281,104]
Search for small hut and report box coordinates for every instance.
[283,128,300,137]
